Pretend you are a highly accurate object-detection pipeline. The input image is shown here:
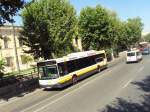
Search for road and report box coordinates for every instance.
[0,54,150,112]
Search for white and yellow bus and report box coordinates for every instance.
[37,50,107,88]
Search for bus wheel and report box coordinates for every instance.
[97,66,101,72]
[72,75,77,85]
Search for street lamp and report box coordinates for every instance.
[0,44,1,58]
[12,21,20,73]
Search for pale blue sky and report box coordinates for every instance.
[14,0,150,32]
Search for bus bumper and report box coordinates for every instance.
[39,80,62,89]
[40,84,62,89]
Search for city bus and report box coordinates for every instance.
[37,50,107,88]
[139,42,150,55]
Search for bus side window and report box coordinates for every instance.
[58,66,63,75]
[99,53,105,58]
[66,60,77,73]
[58,63,68,76]
[95,57,103,63]
[136,52,139,56]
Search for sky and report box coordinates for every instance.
[14,0,150,33]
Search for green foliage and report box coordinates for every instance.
[20,0,77,59]
[0,34,2,39]
[144,33,150,43]
[0,59,6,77]
[21,55,33,64]
[20,1,143,59]
[125,17,143,48]
[79,5,112,50]
[0,0,25,25]
[79,5,143,51]
[0,35,2,49]
[107,10,122,50]
[6,67,37,76]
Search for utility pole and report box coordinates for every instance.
[0,30,2,58]
[0,46,2,58]
[12,23,20,72]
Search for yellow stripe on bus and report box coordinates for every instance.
[58,64,98,84]
[77,65,97,76]
[58,75,72,84]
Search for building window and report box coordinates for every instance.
[3,37,9,48]
[19,40,23,47]
[18,35,23,47]
[5,57,14,67]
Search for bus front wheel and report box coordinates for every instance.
[72,75,77,85]
[97,66,101,72]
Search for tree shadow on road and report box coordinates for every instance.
[0,78,39,101]
[132,76,150,92]
[100,75,150,112]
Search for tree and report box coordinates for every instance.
[20,0,77,59]
[0,35,2,49]
[116,22,129,50]
[144,33,150,42]
[79,5,113,51]
[78,5,143,57]
[106,10,122,55]
[115,18,143,51]
[0,0,25,25]
[21,55,33,64]
[125,17,143,48]
[0,59,6,78]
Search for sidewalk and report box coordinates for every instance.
[0,51,126,105]
[108,51,126,67]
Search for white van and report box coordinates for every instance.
[126,50,142,63]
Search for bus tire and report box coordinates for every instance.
[72,75,77,85]
[97,66,101,72]
[105,64,108,69]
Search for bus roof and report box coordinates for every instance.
[139,42,148,45]
[127,49,140,53]
[37,50,105,64]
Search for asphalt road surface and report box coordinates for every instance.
[0,54,150,112]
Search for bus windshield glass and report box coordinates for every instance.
[38,65,59,79]
[127,52,135,56]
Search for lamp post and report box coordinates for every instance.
[0,32,2,58]
[12,22,20,72]
[0,45,2,58]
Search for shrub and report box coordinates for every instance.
[0,59,6,78]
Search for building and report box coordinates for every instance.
[0,25,83,73]
[0,25,33,73]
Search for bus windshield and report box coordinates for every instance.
[127,52,135,56]
[38,65,59,79]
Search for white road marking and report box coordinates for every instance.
[0,89,43,106]
[20,90,64,112]
[22,73,104,112]
[21,65,121,112]
[33,71,115,112]
[122,66,144,89]
[2,56,145,112]
[123,79,132,89]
